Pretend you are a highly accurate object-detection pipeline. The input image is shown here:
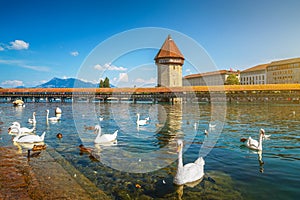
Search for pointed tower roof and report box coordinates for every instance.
[154,35,184,62]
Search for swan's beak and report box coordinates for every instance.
[177,144,182,153]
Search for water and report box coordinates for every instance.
[0,102,299,199]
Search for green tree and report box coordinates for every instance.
[99,79,104,88]
[103,77,110,88]
[225,74,240,85]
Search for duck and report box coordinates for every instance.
[27,149,41,158]
[78,144,93,153]
[28,112,36,124]
[136,113,149,126]
[204,129,209,136]
[56,133,63,138]
[46,109,60,123]
[84,125,94,130]
[55,107,62,115]
[94,125,118,144]
[241,128,265,151]
[32,144,47,151]
[173,140,205,185]
[13,129,46,143]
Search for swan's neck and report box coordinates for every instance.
[137,114,140,122]
[178,148,183,168]
[96,127,102,140]
[258,133,263,150]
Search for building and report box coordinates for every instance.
[183,70,239,86]
[154,35,184,87]
[240,64,268,85]
[267,57,300,84]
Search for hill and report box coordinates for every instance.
[35,77,100,88]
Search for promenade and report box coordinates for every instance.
[0,146,110,200]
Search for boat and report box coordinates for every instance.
[12,99,25,107]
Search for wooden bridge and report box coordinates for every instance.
[1,84,300,103]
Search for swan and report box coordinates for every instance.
[28,112,36,124]
[241,129,265,151]
[94,125,118,144]
[13,128,46,143]
[174,140,205,185]
[99,117,104,121]
[136,113,149,126]
[46,109,60,122]
[208,123,216,130]
[9,122,35,134]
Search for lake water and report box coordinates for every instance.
[0,102,299,199]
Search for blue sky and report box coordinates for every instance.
[1,0,300,88]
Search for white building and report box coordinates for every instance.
[240,64,268,85]
[183,70,239,86]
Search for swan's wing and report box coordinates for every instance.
[17,135,40,143]
[182,163,204,183]
[247,137,258,149]
[194,157,205,166]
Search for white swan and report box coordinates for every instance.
[9,122,35,134]
[136,113,149,126]
[243,129,265,151]
[174,140,205,185]
[13,128,46,143]
[46,109,60,122]
[94,125,118,144]
[28,112,36,124]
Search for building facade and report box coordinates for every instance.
[266,58,300,84]
[154,35,184,87]
[240,64,267,85]
[183,70,239,86]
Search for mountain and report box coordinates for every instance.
[35,77,102,88]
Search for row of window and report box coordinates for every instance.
[272,69,293,76]
[273,76,293,81]
[268,63,300,71]
[240,75,265,82]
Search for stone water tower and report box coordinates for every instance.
[155,35,184,87]
[155,35,184,102]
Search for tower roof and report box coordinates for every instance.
[154,35,184,61]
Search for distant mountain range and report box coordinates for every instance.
[33,77,114,88]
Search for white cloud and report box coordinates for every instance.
[0,59,50,72]
[23,65,50,72]
[186,69,191,74]
[94,63,127,71]
[135,77,156,84]
[70,51,79,56]
[8,40,29,50]
[1,80,24,87]
[0,46,4,51]
[118,73,129,82]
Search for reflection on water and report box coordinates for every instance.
[0,102,300,199]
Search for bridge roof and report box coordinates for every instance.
[1,84,300,94]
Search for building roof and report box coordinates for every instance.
[269,57,300,66]
[241,63,268,73]
[154,35,184,61]
[184,70,238,79]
